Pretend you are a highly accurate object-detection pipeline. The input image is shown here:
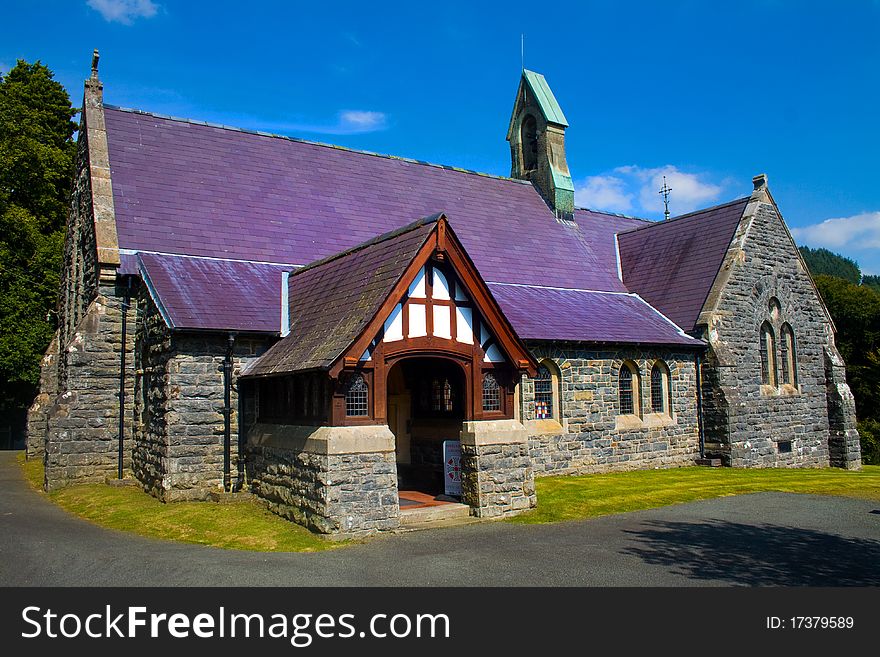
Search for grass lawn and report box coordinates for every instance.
[19,453,880,547]
[510,465,880,524]
[16,453,340,552]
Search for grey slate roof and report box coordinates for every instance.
[242,217,438,376]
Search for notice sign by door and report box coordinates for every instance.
[443,440,462,497]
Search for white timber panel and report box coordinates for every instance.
[409,303,427,338]
[433,304,451,339]
[384,303,403,342]
[455,306,474,344]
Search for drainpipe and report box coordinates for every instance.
[694,352,705,459]
[118,276,132,479]
[222,333,236,492]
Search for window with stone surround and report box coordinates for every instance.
[780,323,797,386]
[345,374,369,417]
[650,361,670,414]
[534,363,557,419]
[618,361,640,416]
[760,322,776,387]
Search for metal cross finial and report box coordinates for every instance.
[659,175,672,221]
[521,34,525,71]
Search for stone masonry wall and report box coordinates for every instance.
[521,344,701,475]
[698,189,858,468]
[26,332,59,459]
[132,293,275,501]
[460,420,536,518]
[44,281,137,489]
[245,424,400,535]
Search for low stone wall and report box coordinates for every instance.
[246,424,399,535]
[460,420,536,518]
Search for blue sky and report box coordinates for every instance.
[3,0,879,273]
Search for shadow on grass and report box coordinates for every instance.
[622,519,880,586]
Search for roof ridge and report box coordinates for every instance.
[103,105,534,187]
[574,207,651,222]
[617,196,750,236]
[292,214,442,277]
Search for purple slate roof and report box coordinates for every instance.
[138,253,290,332]
[617,198,750,332]
[488,284,702,347]
[104,107,628,293]
[244,218,437,376]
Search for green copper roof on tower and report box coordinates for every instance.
[522,69,568,127]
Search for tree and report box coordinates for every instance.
[813,274,880,463]
[799,246,861,284]
[862,274,880,294]
[0,60,77,435]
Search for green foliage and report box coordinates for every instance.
[0,60,76,416]
[799,246,861,284]
[858,420,880,466]
[813,274,880,463]
[862,275,880,294]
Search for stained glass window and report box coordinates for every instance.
[345,374,368,417]
[534,364,554,419]
[760,322,776,386]
[619,365,634,415]
[432,378,454,412]
[781,324,797,386]
[650,364,665,413]
[482,373,501,412]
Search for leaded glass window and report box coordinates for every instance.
[619,365,634,415]
[650,364,665,413]
[482,372,501,412]
[781,324,797,386]
[345,374,368,417]
[432,378,453,412]
[534,364,554,419]
[760,322,776,386]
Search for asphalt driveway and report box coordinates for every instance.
[2,451,878,586]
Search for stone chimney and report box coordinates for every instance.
[506,70,574,217]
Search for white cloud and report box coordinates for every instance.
[791,212,880,251]
[574,164,724,217]
[574,175,634,212]
[0,62,10,75]
[86,0,158,25]
[338,110,386,133]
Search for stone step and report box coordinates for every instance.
[399,503,474,529]
[694,457,723,467]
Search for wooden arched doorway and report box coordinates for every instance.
[387,356,466,497]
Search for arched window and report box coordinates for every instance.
[482,372,501,412]
[650,362,670,414]
[780,323,797,386]
[432,378,454,412]
[534,363,555,419]
[520,114,538,172]
[619,362,640,416]
[345,374,368,417]
[760,322,776,386]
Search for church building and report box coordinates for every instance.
[27,54,861,535]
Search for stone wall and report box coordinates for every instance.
[697,183,859,469]
[246,424,400,535]
[132,292,275,501]
[460,420,536,518]
[26,332,59,459]
[44,281,137,490]
[521,344,701,475]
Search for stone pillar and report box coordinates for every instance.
[460,419,536,518]
[246,424,400,535]
[824,347,862,470]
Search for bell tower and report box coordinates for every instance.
[506,70,574,217]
